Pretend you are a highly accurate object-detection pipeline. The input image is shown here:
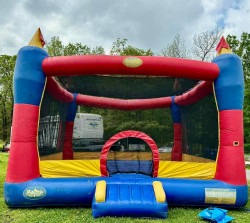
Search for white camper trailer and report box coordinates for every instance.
[72,113,104,151]
[73,113,104,139]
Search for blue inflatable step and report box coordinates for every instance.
[92,180,168,218]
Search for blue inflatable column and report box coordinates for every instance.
[213,53,246,185]
[6,46,48,183]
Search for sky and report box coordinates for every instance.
[0,0,249,55]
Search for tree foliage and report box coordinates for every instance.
[45,36,105,56]
[0,55,16,141]
[192,28,222,61]
[161,34,189,58]
[45,36,64,56]
[227,32,250,80]
[160,28,222,61]
[110,38,153,56]
[227,32,250,152]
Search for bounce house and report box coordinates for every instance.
[4,29,248,219]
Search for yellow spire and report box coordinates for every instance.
[28,28,45,48]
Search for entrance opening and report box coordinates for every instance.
[100,130,159,177]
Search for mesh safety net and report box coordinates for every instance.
[58,76,197,99]
[38,90,68,156]
[181,93,218,160]
[38,75,218,163]
[72,106,173,162]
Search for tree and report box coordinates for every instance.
[63,43,91,56]
[161,34,189,58]
[192,28,222,61]
[45,36,105,56]
[227,32,250,152]
[244,80,250,153]
[0,55,16,141]
[227,32,250,80]
[45,36,64,56]
[110,38,153,56]
[91,46,105,55]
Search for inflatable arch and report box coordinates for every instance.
[4,29,248,219]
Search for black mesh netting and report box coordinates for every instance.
[181,94,218,160]
[58,76,198,98]
[38,91,68,156]
[75,106,173,154]
[39,74,219,163]
[107,137,153,176]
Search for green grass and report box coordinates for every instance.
[0,153,249,223]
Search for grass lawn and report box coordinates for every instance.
[0,152,249,223]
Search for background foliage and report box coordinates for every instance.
[227,33,250,152]
[0,29,249,153]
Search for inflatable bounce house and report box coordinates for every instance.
[4,29,248,219]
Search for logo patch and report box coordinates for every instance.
[205,188,236,205]
[123,57,143,68]
[23,186,46,200]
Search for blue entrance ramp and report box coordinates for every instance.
[92,180,168,218]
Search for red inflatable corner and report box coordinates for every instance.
[6,104,40,183]
[215,110,246,185]
[62,122,74,160]
[171,123,182,161]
